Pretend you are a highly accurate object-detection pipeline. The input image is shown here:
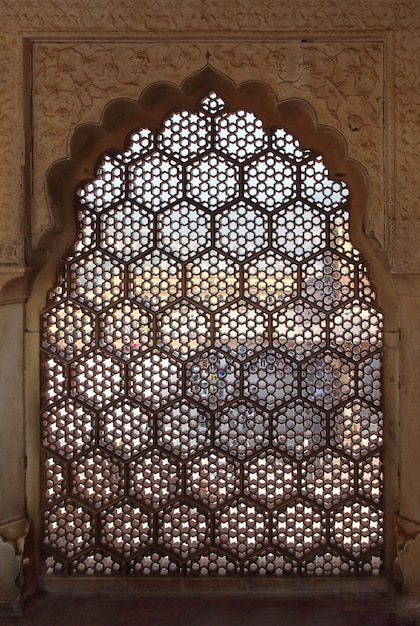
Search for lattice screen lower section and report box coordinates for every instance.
[40,90,384,578]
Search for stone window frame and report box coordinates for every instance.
[25,66,399,591]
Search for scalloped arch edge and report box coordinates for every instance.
[20,66,389,309]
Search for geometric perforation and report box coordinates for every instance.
[41,89,384,578]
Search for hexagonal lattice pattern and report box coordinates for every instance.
[128,250,182,311]
[70,551,123,575]
[301,450,356,509]
[42,300,95,361]
[330,400,383,459]
[330,301,383,361]
[157,201,212,260]
[243,551,298,577]
[272,128,311,162]
[358,454,383,505]
[99,299,153,361]
[215,110,268,160]
[214,401,270,459]
[157,300,212,360]
[70,448,125,510]
[128,449,181,510]
[272,400,327,460]
[331,502,383,557]
[41,91,384,578]
[158,110,210,161]
[215,201,268,261]
[186,250,239,311]
[43,454,67,506]
[70,351,124,409]
[243,351,297,411]
[185,551,240,576]
[243,450,299,509]
[185,349,241,409]
[127,349,182,409]
[70,209,97,258]
[244,252,298,310]
[244,152,297,209]
[99,500,153,557]
[98,399,152,459]
[77,155,124,211]
[43,500,96,559]
[42,399,95,460]
[301,352,355,410]
[201,91,226,114]
[300,551,355,576]
[330,208,360,260]
[301,156,349,210]
[128,552,180,576]
[185,450,240,509]
[128,152,183,211]
[157,503,210,558]
[358,356,382,405]
[122,128,154,163]
[69,250,124,311]
[214,301,269,360]
[41,357,66,408]
[215,501,269,559]
[157,400,211,459]
[186,152,239,209]
[272,501,327,558]
[272,299,328,360]
[273,201,327,261]
[99,200,153,261]
[301,251,355,311]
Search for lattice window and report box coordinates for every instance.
[41,91,384,577]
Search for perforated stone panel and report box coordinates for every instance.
[41,92,383,577]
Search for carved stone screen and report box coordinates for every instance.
[40,91,384,578]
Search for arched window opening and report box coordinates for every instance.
[40,89,384,578]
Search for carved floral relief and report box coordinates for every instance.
[0,0,395,34]
[393,0,420,269]
[0,35,24,264]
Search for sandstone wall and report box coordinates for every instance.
[0,0,419,612]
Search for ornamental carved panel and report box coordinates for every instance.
[0,34,24,263]
[392,0,420,270]
[0,0,395,33]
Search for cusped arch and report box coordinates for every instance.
[44,67,364,259]
[25,66,399,585]
[33,66,392,317]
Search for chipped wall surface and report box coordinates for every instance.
[0,0,419,607]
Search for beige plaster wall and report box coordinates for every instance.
[0,0,419,611]
[0,305,27,610]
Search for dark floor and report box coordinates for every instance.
[1,591,420,626]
